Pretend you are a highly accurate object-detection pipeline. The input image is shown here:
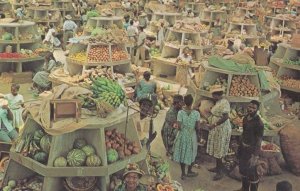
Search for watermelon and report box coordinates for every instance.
[2,32,13,40]
[40,135,51,153]
[86,154,101,166]
[73,138,87,149]
[33,151,48,164]
[67,149,86,167]
[107,149,118,163]
[54,156,67,167]
[33,130,44,143]
[81,145,96,157]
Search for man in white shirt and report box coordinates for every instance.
[135,26,147,66]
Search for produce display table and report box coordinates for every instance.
[84,16,123,36]
[152,26,212,84]
[53,0,75,19]
[199,9,226,28]
[269,43,300,93]
[264,16,295,43]
[0,1,11,16]
[2,111,148,191]
[0,21,44,73]
[26,6,63,27]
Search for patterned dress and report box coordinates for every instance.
[114,183,147,191]
[32,59,57,89]
[161,106,179,155]
[173,109,200,165]
[207,99,232,159]
[135,79,156,101]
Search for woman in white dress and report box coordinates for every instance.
[0,83,24,130]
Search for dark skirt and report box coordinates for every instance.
[238,145,259,181]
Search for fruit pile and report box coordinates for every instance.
[2,176,43,191]
[91,76,126,108]
[69,52,87,62]
[280,75,300,90]
[87,45,128,62]
[0,53,25,59]
[111,46,128,61]
[147,154,171,181]
[284,59,300,66]
[105,129,141,164]
[14,129,51,165]
[229,76,259,97]
[53,138,102,167]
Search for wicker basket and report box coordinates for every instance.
[64,177,96,191]
[260,141,281,159]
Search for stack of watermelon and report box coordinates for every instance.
[53,138,102,167]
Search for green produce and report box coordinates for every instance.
[91,27,106,36]
[86,154,102,166]
[91,77,126,108]
[3,186,11,191]
[40,135,51,153]
[107,149,119,163]
[33,130,45,143]
[73,138,87,149]
[81,145,96,157]
[33,151,48,164]
[284,59,300,66]
[87,10,99,19]
[54,156,67,167]
[2,32,13,40]
[7,180,16,188]
[67,149,87,167]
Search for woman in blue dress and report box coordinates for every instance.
[173,94,200,180]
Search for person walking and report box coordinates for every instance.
[135,26,147,66]
[206,87,232,181]
[161,95,183,157]
[234,100,264,191]
[173,94,200,180]
[62,15,78,51]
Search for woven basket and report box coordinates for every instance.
[260,141,281,159]
[64,177,97,191]
[279,123,300,176]
[66,57,86,65]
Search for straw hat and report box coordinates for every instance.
[210,86,225,94]
[65,15,72,20]
[123,163,145,178]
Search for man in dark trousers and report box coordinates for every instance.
[235,100,264,191]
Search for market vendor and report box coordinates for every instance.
[206,87,232,181]
[43,24,61,50]
[62,15,78,51]
[115,163,146,191]
[0,99,19,143]
[32,52,59,92]
[0,84,24,130]
[182,8,194,17]
[175,47,193,86]
[156,22,165,50]
[234,100,264,191]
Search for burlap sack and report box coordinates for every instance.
[279,123,300,176]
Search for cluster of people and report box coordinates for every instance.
[160,86,270,191]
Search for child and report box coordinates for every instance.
[0,99,19,142]
[0,84,24,129]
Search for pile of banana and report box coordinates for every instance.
[91,77,126,108]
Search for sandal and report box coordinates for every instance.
[187,171,199,177]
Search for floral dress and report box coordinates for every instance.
[173,109,200,165]
[207,99,232,159]
[114,183,147,191]
[161,106,179,155]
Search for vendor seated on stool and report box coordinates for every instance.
[0,99,18,143]
[114,163,146,191]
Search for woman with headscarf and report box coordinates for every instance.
[161,95,184,156]
[114,163,146,191]
[135,71,156,102]
[206,87,232,181]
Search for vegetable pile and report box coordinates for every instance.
[54,138,102,167]
[87,45,128,62]
[2,32,13,40]
[147,154,171,182]
[229,76,259,97]
[284,59,300,66]
[280,75,300,90]
[105,129,141,163]
[0,50,39,59]
[86,10,99,19]
[87,25,129,44]
[202,77,228,92]
[2,176,43,191]
[14,129,51,165]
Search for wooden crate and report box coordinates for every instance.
[50,99,81,123]
[291,34,300,48]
